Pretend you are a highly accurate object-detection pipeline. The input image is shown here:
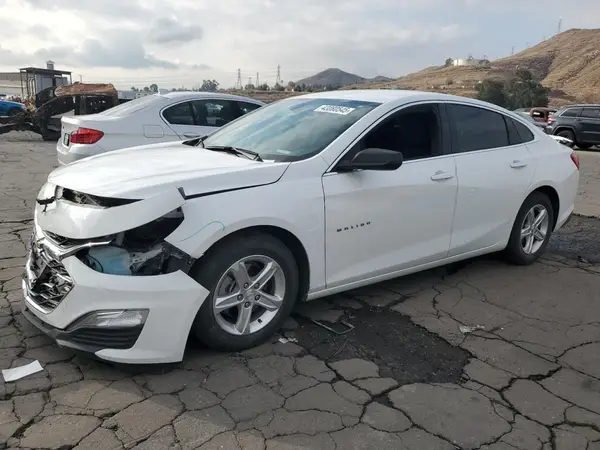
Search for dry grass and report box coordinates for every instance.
[346,29,600,107]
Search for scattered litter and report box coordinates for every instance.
[310,318,355,335]
[278,336,298,344]
[2,360,43,382]
[459,325,485,334]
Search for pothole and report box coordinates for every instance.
[291,305,470,386]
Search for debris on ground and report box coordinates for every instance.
[2,360,44,382]
[459,325,485,334]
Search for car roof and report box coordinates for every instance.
[159,91,265,105]
[293,89,509,110]
[560,104,600,109]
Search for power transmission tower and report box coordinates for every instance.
[256,72,259,86]
[275,65,281,86]
[235,69,242,90]
[557,18,562,35]
[248,77,252,87]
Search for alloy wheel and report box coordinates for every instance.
[520,204,550,255]
[212,255,286,335]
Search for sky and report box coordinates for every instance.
[1,0,599,90]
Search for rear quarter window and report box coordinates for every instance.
[511,118,535,143]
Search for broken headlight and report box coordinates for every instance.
[77,208,194,276]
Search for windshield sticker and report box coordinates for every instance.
[314,105,356,115]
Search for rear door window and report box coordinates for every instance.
[580,108,600,119]
[447,103,510,153]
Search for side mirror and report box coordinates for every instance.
[337,148,403,172]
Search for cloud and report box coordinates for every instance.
[1,0,600,88]
[1,31,180,69]
[147,17,204,45]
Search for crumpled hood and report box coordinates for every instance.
[48,141,290,199]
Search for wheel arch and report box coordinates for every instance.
[193,224,311,303]
[526,184,560,229]
[554,125,576,138]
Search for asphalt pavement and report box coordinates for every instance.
[1,131,600,450]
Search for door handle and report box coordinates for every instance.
[510,160,527,168]
[430,171,454,181]
[183,133,200,138]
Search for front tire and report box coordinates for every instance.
[556,129,575,143]
[191,232,299,351]
[504,192,554,265]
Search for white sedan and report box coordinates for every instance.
[24,90,579,364]
[56,91,264,165]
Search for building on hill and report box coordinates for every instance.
[453,55,489,67]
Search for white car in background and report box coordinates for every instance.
[24,90,579,364]
[56,92,264,165]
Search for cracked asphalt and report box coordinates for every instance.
[1,131,600,450]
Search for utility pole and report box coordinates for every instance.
[235,69,242,90]
[79,74,83,83]
[256,72,259,87]
[511,46,515,56]
[275,65,281,86]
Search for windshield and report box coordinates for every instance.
[97,94,167,117]
[201,98,381,162]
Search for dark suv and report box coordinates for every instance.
[546,105,600,149]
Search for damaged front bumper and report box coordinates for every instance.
[21,186,210,364]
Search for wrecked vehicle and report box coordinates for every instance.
[0,83,119,140]
[22,91,579,364]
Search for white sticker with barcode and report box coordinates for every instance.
[314,105,356,115]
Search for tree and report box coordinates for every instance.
[149,84,158,92]
[445,58,454,67]
[256,83,269,91]
[130,86,138,92]
[476,69,549,109]
[272,83,285,92]
[200,79,219,92]
[503,68,549,109]
[286,81,295,90]
[143,86,150,92]
[476,79,507,107]
[244,83,255,90]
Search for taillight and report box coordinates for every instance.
[570,152,580,170]
[70,128,104,144]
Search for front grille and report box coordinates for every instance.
[26,237,73,312]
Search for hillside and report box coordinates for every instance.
[295,68,390,87]
[347,29,600,106]
[296,68,365,87]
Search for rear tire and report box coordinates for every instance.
[191,232,299,351]
[504,192,554,265]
